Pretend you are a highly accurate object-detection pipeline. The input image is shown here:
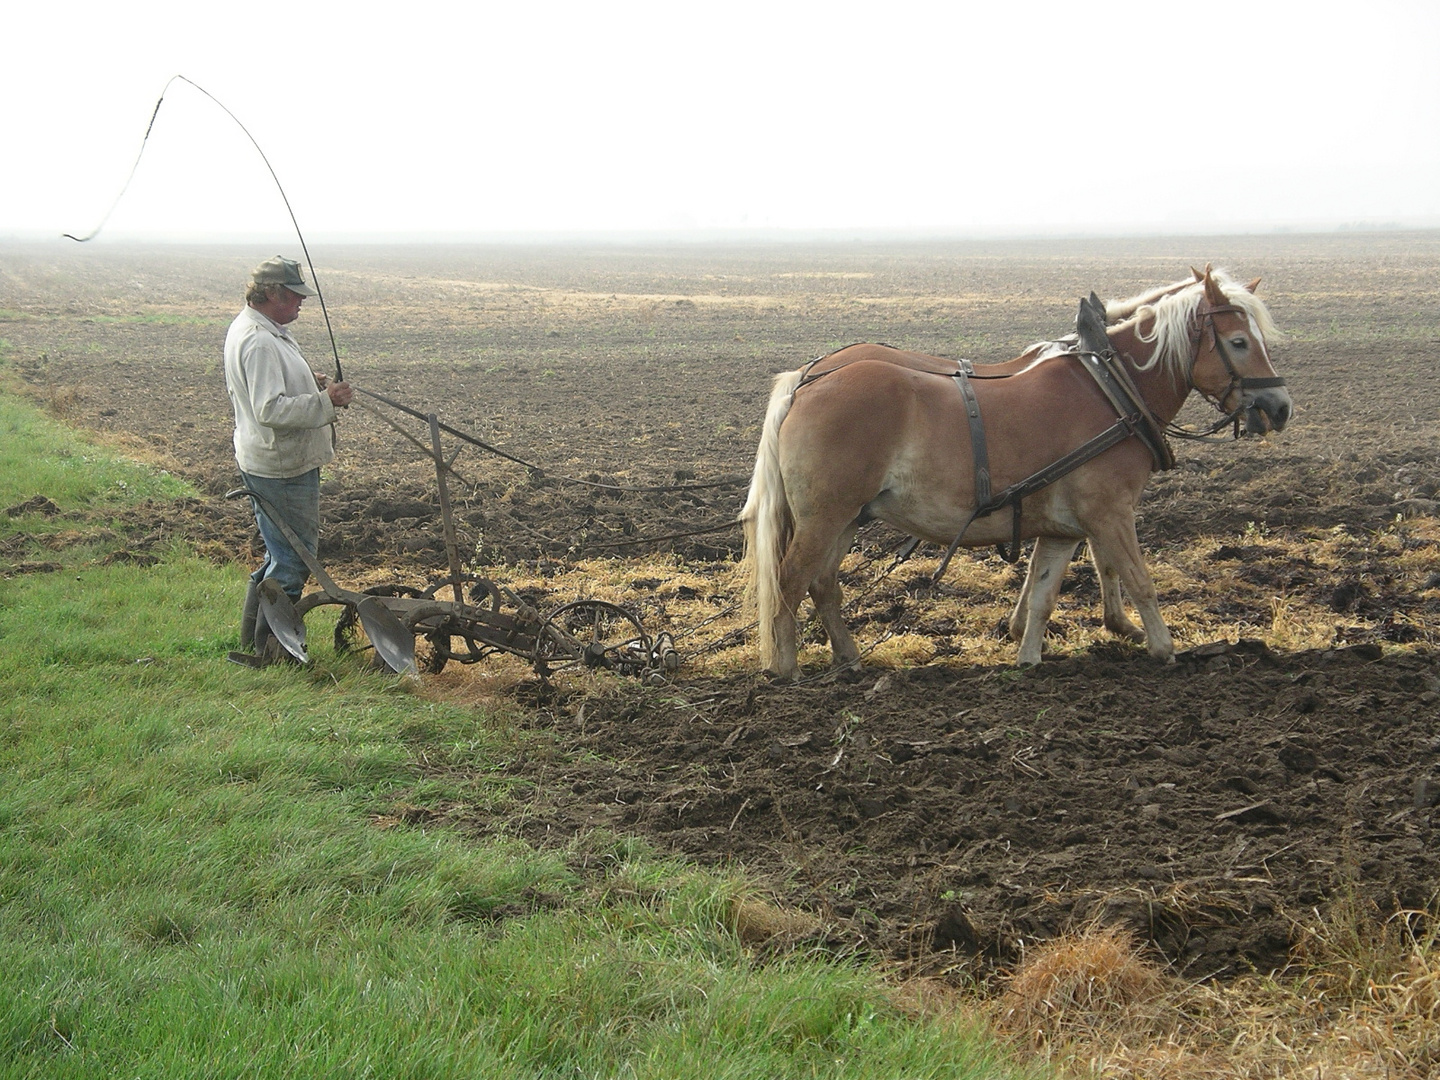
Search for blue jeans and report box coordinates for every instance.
[241,469,320,601]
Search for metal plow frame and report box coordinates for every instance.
[228,410,679,683]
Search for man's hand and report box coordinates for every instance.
[327,381,353,408]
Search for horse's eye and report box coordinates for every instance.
[1229,337,1249,351]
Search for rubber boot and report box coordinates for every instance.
[239,579,261,650]
[229,606,275,668]
[229,580,270,667]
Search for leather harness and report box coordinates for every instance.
[793,293,1284,579]
[930,343,1173,577]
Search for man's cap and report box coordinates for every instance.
[250,256,317,297]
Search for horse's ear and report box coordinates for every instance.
[1245,276,1261,294]
[1191,266,1204,282]
[1202,267,1228,308]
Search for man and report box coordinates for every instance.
[224,256,352,664]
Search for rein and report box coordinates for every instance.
[792,346,1050,391]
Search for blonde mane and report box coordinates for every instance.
[1103,278,1190,322]
[1109,270,1282,383]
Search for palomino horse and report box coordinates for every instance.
[740,267,1292,679]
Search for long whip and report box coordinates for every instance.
[64,74,346,382]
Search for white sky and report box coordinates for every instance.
[5,0,1439,241]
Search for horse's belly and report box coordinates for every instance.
[868,485,1084,547]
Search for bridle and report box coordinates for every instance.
[1168,300,1287,443]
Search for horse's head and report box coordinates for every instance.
[1190,267,1292,435]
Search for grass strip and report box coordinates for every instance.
[0,383,1028,1078]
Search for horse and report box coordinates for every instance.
[739,267,1292,680]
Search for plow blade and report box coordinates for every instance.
[355,595,418,676]
[257,579,309,664]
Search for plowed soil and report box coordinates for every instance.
[5,232,1440,981]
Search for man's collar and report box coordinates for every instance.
[245,304,295,340]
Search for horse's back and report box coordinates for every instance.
[789,355,958,433]
[790,349,964,436]
[803,341,1069,381]
[805,344,960,380]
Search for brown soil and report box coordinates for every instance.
[4,232,1440,981]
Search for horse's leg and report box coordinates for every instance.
[1010,537,1079,649]
[1015,536,1077,666]
[1092,545,1146,643]
[808,522,861,668]
[766,560,804,681]
[1086,516,1175,662]
[770,515,852,680]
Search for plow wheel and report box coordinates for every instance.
[536,600,652,676]
[416,575,505,674]
[417,630,453,675]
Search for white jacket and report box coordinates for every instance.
[224,306,336,478]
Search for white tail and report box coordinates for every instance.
[738,369,804,669]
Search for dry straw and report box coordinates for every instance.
[970,904,1440,1080]
[997,923,1166,1045]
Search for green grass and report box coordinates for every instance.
[0,385,1031,1078]
[0,390,192,542]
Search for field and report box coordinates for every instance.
[4,231,1440,988]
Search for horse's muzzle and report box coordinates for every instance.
[1243,386,1293,435]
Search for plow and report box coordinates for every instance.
[229,410,680,683]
